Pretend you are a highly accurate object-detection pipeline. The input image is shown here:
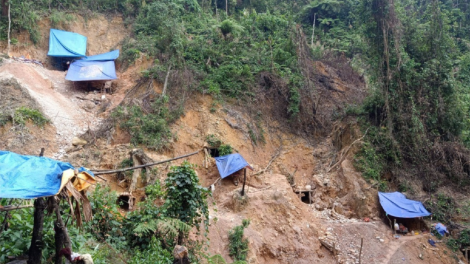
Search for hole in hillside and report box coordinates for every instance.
[50,57,74,71]
[208,148,220,157]
[294,190,313,204]
[117,194,135,210]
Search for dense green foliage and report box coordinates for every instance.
[164,162,210,234]
[228,219,250,262]
[0,164,209,264]
[111,97,179,151]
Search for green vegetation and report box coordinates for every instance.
[13,107,49,127]
[228,219,250,262]
[218,144,233,156]
[111,97,179,151]
[0,162,209,263]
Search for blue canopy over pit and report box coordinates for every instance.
[378,192,431,218]
[214,153,252,179]
[48,29,87,57]
[65,50,119,81]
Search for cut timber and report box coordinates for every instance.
[128,149,154,210]
[252,147,281,176]
[294,190,314,204]
[92,149,202,175]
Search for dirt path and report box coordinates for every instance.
[0,61,101,158]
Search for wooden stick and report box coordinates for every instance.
[327,128,369,172]
[92,149,201,175]
[359,238,363,264]
[0,204,34,212]
[252,147,281,176]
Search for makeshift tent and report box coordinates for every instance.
[48,29,87,57]
[214,153,252,179]
[378,192,431,218]
[65,50,119,81]
[0,151,94,199]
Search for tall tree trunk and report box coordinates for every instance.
[27,198,46,264]
[7,0,10,55]
[311,13,316,47]
[28,148,46,264]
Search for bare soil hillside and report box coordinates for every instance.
[0,14,467,264]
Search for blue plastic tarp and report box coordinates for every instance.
[215,153,251,179]
[0,151,94,199]
[48,29,87,57]
[66,60,117,81]
[435,223,448,236]
[82,50,119,61]
[378,192,431,218]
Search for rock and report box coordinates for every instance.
[173,245,188,259]
[72,137,87,146]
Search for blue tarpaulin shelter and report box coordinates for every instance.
[65,50,119,81]
[48,29,87,57]
[0,151,94,199]
[378,192,431,218]
[214,153,252,179]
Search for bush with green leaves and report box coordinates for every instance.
[85,184,126,248]
[218,144,233,156]
[164,162,210,243]
[228,219,250,262]
[13,107,49,127]
[128,236,173,264]
[111,98,179,151]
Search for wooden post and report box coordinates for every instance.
[28,198,46,264]
[240,168,247,196]
[359,238,363,264]
[53,196,72,264]
[465,248,468,261]
[28,148,47,264]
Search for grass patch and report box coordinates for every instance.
[13,107,49,127]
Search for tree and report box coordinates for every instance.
[163,161,210,244]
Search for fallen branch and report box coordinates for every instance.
[326,128,369,173]
[92,149,202,175]
[252,147,282,176]
[0,204,34,212]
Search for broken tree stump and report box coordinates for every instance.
[128,149,154,210]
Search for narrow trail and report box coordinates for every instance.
[0,61,101,159]
[383,235,422,264]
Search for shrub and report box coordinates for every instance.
[218,144,233,156]
[14,107,49,127]
[228,219,250,261]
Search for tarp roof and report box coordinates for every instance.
[378,192,431,218]
[65,60,117,81]
[48,29,87,57]
[214,153,252,179]
[65,50,119,81]
[81,50,119,61]
[0,151,94,199]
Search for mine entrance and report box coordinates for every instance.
[208,147,220,157]
[117,193,135,210]
[295,190,313,204]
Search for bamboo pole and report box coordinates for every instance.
[359,238,363,264]
[92,149,202,175]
